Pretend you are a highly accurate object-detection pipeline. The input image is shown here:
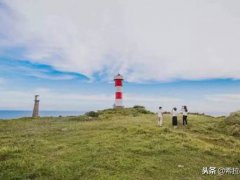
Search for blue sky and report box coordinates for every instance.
[1,0,240,115]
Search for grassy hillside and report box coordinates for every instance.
[0,108,240,179]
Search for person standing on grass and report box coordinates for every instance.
[171,107,178,128]
[157,106,163,126]
[181,105,188,126]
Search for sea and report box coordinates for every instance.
[0,110,229,120]
[0,110,85,120]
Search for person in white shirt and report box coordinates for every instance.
[157,106,163,126]
[181,106,188,126]
[171,107,178,128]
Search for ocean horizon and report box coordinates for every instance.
[0,109,230,120]
[0,110,85,120]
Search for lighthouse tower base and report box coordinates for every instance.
[114,99,124,109]
[114,105,124,109]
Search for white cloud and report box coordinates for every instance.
[199,93,240,115]
[125,94,182,103]
[205,93,240,103]
[124,93,183,111]
[1,0,240,82]
[0,88,182,112]
[1,87,240,115]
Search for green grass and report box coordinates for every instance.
[0,108,240,179]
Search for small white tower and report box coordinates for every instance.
[32,95,40,118]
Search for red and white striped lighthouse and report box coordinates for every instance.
[114,74,124,108]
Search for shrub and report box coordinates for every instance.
[85,111,99,118]
[225,111,240,125]
[69,115,90,121]
[133,105,145,109]
[133,105,153,114]
[230,125,240,137]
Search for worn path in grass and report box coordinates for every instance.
[0,108,240,179]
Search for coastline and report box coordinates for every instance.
[0,110,85,120]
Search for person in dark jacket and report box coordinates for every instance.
[171,107,178,128]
